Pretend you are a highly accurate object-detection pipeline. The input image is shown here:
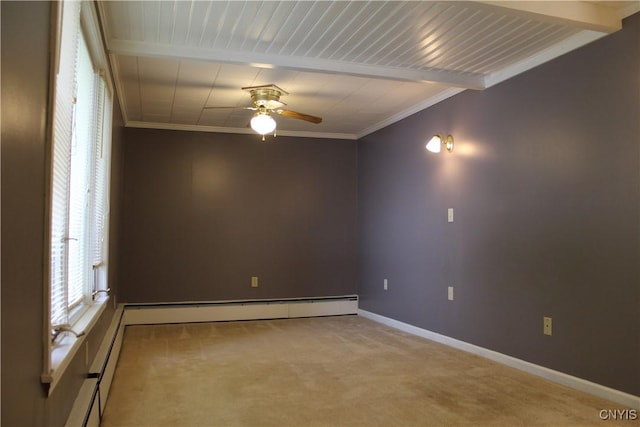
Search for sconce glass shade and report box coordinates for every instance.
[426,134,454,153]
[426,135,442,153]
[250,113,277,135]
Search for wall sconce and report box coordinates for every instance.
[426,134,454,153]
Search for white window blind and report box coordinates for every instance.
[91,78,111,269]
[50,0,81,327]
[49,0,111,329]
[67,30,94,315]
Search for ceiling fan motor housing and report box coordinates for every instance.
[198,83,321,125]
[244,84,288,110]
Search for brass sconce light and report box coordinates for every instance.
[426,134,454,153]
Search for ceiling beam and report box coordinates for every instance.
[473,1,622,33]
[483,29,606,88]
[107,39,487,90]
[125,120,358,140]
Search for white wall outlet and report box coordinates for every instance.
[448,286,454,301]
[383,279,388,291]
[447,208,454,223]
[251,276,259,288]
[543,316,552,336]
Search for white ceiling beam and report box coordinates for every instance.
[125,120,358,140]
[473,1,622,33]
[483,29,606,88]
[107,39,487,90]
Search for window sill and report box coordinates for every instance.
[41,297,109,395]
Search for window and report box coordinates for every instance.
[43,0,113,392]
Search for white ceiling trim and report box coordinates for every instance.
[125,120,358,141]
[619,2,640,18]
[475,1,622,33]
[108,54,132,129]
[357,87,465,139]
[107,39,487,90]
[484,29,606,88]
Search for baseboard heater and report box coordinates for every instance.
[63,295,357,426]
[65,305,126,427]
[122,295,359,325]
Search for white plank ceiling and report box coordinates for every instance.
[98,1,639,140]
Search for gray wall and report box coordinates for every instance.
[1,2,125,425]
[358,13,640,395]
[119,129,358,302]
[2,3,637,425]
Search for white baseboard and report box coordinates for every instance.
[65,306,125,427]
[288,300,358,318]
[358,309,640,410]
[91,306,126,417]
[123,296,359,325]
[123,302,289,325]
[64,378,100,427]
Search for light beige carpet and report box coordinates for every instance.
[102,315,630,427]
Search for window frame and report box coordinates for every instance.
[41,0,115,394]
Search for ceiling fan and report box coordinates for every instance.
[203,84,322,140]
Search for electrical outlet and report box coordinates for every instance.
[383,279,388,291]
[448,286,454,301]
[447,208,454,223]
[251,276,259,288]
[543,317,552,336]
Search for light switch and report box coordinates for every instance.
[448,208,454,223]
[544,317,552,336]
[251,276,259,288]
[448,286,454,301]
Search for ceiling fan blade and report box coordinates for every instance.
[275,109,322,124]
[202,106,256,111]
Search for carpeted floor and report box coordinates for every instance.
[101,315,630,426]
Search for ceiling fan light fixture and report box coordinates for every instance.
[250,112,276,135]
[203,85,322,137]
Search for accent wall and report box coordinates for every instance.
[119,129,358,303]
[358,13,639,395]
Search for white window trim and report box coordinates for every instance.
[41,299,109,390]
[42,0,114,395]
